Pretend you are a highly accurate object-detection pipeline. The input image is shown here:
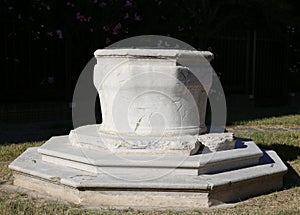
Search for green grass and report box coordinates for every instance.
[232,114,300,127]
[226,106,300,126]
[0,113,300,214]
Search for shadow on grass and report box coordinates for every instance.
[226,106,300,125]
[258,143,300,189]
[0,120,73,145]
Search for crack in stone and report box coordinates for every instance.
[134,115,145,132]
[69,174,96,179]
[176,104,183,112]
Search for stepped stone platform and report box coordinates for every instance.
[9,128,287,209]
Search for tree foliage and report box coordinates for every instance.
[2,0,298,46]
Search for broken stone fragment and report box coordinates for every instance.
[198,132,236,153]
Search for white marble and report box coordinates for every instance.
[9,147,287,209]
[92,49,213,153]
[38,135,263,176]
[198,132,236,153]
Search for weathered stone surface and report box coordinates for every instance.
[9,147,287,209]
[93,49,213,151]
[38,135,263,176]
[69,125,200,155]
[69,125,236,155]
[198,132,236,153]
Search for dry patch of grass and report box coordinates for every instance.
[0,142,43,183]
[206,187,300,215]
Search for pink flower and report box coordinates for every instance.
[114,23,122,30]
[124,0,132,7]
[76,12,85,21]
[124,12,129,19]
[103,25,110,31]
[56,29,63,39]
[105,37,110,44]
[47,31,53,37]
[134,13,141,21]
[112,23,122,35]
[90,28,94,32]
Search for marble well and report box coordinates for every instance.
[9,49,287,210]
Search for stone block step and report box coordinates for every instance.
[9,147,287,209]
[37,135,263,175]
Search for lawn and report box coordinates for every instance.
[1,109,300,214]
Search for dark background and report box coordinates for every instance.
[1,0,300,122]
